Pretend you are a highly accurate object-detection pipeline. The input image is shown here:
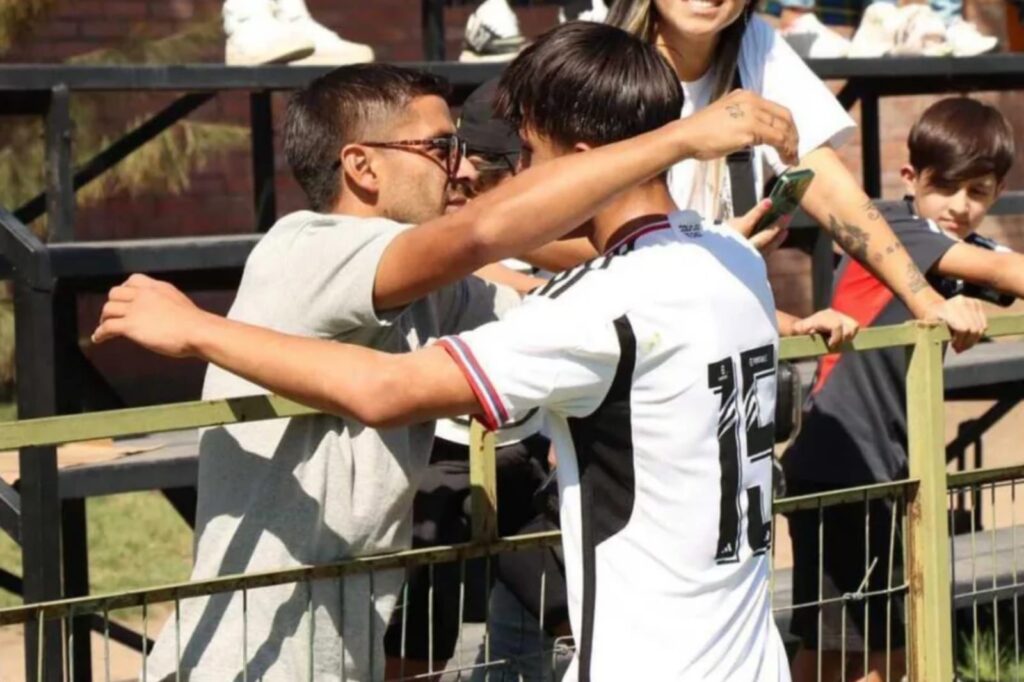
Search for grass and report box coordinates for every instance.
[0,491,193,612]
[958,630,1024,682]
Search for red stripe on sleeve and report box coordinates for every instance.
[437,338,503,432]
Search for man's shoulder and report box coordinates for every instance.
[247,210,407,269]
[266,210,407,240]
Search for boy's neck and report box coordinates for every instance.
[591,180,679,253]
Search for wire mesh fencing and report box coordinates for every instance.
[948,465,1024,682]
[0,318,1021,680]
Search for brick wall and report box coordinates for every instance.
[2,0,1022,402]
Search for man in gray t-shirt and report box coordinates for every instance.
[145,66,532,681]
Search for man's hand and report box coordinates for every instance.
[923,295,988,353]
[792,309,860,351]
[92,274,206,358]
[729,198,791,257]
[684,90,799,166]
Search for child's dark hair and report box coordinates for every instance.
[908,98,1015,188]
[494,22,682,150]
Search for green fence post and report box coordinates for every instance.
[905,322,954,681]
[469,419,498,542]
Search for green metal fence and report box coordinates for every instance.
[0,316,1022,680]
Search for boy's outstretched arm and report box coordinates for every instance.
[373,90,798,311]
[933,243,1024,299]
[93,275,476,428]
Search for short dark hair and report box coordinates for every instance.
[495,22,682,149]
[908,97,1015,187]
[284,64,450,212]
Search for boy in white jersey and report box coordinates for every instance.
[95,24,855,680]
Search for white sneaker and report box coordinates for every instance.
[274,0,374,65]
[889,5,952,56]
[460,0,526,63]
[847,2,900,57]
[559,0,609,23]
[780,12,851,58]
[945,17,998,56]
[223,0,314,66]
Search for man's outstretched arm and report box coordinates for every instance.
[93,275,477,428]
[373,90,799,311]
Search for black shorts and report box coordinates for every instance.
[786,477,906,653]
[383,434,553,661]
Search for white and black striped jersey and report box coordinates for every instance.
[439,210,789,681]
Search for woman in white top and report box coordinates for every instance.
[604,0,986,350]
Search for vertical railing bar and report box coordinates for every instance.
[103,606,111,682]
[539,565,548,682]
[484,552,492,671]
[142,599,149,682]
[904,323,954,681]
[369,571,376,680]
[175,592,182,682]
[36,612,44,682]
[339,574,348,682]
[242,587,249,682]
[768,509,776,607]
[885,494,898,682]
[399,580,408,680]
[428,562,435,677]
[992,482,1001,682]
[308,578,316,682]
[840,595,847,682]
[817,501,824,682]
[863,491,871,678]
[456,558,466,675]
[972,487,980,682]
[1012,479,1021,681]
[67,614,74,682]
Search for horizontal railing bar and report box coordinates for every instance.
[985,315,1024,339]
[777,583,909,613]
[952,581,1024,609]
[779,321,922,361]
[947,463,1024,489]
[0,394,317,450]
[6,318,1011,450]
[773,479,917,514]
[0,531,562,626]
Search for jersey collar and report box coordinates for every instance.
[603,217,672,255]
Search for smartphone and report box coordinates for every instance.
[753,168,815,234]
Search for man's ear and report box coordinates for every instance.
[573,141,593,154]
[899,164,919,197]
[340,144,380,194]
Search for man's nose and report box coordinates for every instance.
[455,153,479,183]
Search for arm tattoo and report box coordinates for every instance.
[906,261,929,294]
[726,104,744,119]
[828,214,870,264]
[861,198,881,222]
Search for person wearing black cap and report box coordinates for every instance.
[381,79,571,681]
[460,78,522,195]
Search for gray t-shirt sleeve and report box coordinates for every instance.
[435,275,521,335]
[282,216,405,336]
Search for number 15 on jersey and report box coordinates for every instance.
[707,345,776,564]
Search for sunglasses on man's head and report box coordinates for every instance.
[341,134,468,181]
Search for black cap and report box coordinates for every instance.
[457,79,521,156]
